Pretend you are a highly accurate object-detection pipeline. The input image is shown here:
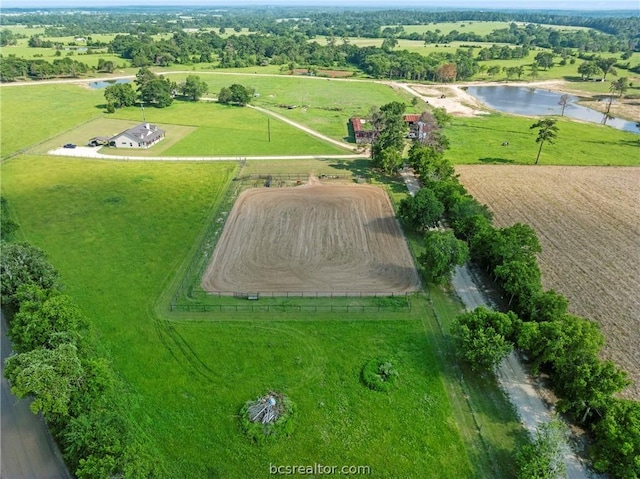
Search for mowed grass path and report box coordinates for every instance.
[1,156,515,478]
[447,114,640,166]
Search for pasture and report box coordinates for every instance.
[446,114,640,166]
[0,155,525,478]
[0,83,104,157]
[456,165,640,400]
[159,73,418,140]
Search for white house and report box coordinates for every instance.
[110,123,165,149]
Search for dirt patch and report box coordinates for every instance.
[402,83,489,117]
[456,165,640,400]
[202,183,420,294]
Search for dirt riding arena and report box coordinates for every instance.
[202,181,420,295]
[457,165,640,400]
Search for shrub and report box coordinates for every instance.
[361,357,399,392]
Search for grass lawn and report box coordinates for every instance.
[107,101,349,156]
[0,83,105,157]
[447,114,640,166]
[1,155,524,478]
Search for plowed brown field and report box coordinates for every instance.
[457,165,640,400]
[202,182,420,295]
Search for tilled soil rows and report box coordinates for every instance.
[457,165,640,400]
[202,182,420,295]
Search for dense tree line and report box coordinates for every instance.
[2,7,637,83]
[0,55,90,81]
[0,198,159,478]
[10,7,635,50]
[397,137,638,477]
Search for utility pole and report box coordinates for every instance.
[267,118,271,142]
[140,102,146,122]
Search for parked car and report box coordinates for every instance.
[63,143,77,149]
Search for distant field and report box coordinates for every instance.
[391,21,592,36]
[457,165,640,400]
[447,114,640,166]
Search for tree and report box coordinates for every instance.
[381,35,398,51]
[487,65,502,78]
[96,58,114,73]
[534,51,555,70]
[530,118,558,165]
[435,63,457,82]
[371,101,407,173]
[577,60,601,80]
[180,74,208,101]
[530,61,539,80]
[139,77,173,107]
[104,83,136,109]
[451,307,519,371]
[595,56,618,81]
[556,355,630,424]
[414,112,450,152]
[407,143,453,180]
[557,94,570,116]
[603,77,629,125]
[419,230,469,284]
[397,188,444,232]
[518,314,605,375]
[217,84,253,106]
[591,399,640,478]
[494,260,542,309]
[531,290,568,323]
[4,343,84,417]
[516,420,569,479]
[9,291,88,353]
[0,241,59,308]
[134,66,156,87]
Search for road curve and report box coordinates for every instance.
[1,312,72,479]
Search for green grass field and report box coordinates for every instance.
[447,114,640,166]
[1,155,525,478]
[107,100,350,156]
[0,84,105,157]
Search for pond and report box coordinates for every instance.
[88,78,132,89]
[465,86,639,134]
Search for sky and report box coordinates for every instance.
[1,0,638,10]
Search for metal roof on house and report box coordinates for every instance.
[403,114,421,123]
[114,123,164,143]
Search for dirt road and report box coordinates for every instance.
[451,266,593,479]
[398,168,592,478]
[1,312,71,479]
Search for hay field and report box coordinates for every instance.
[457,165,640,399]
[202,181,420,294]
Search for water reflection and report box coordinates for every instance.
[88,78,132,89]
[466,86,639,134]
